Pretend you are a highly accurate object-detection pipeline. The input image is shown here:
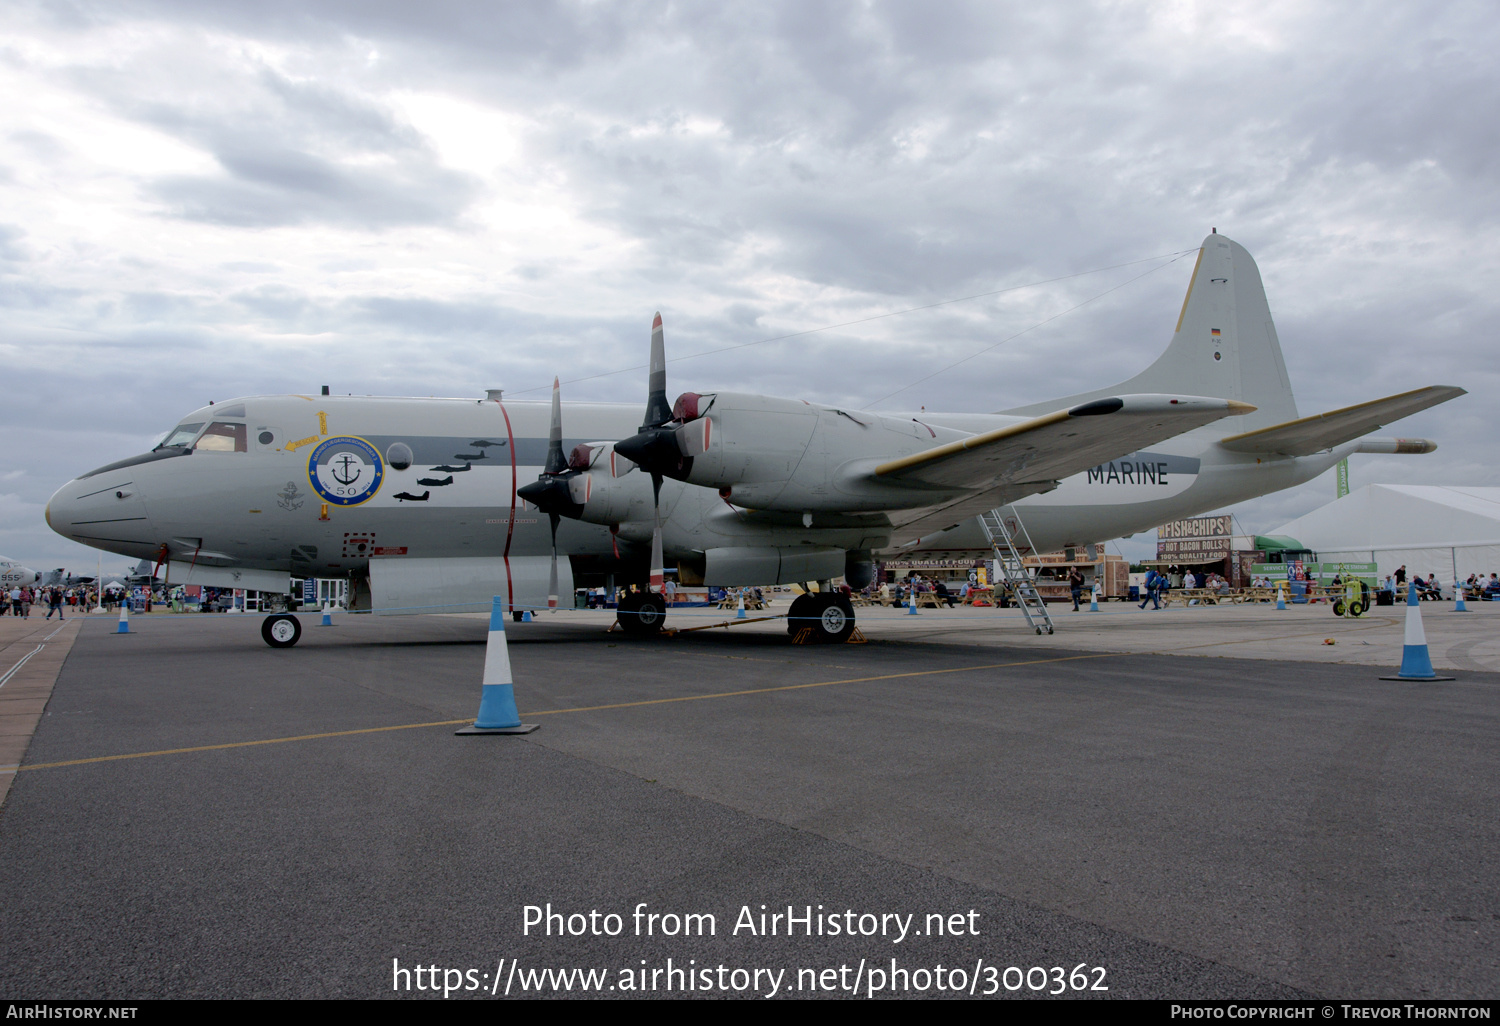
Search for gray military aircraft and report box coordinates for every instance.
[38,559,156,591]
[45,232,1461,646]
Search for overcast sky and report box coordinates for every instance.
[3,0,1495,573]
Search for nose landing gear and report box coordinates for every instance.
[262,613,302,647]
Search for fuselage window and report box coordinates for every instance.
[196,422,248,453]
[155,423,204,450]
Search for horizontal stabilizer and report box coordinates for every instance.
[1217,386,1464,457]
[881,394,1254,542]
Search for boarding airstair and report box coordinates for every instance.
[978,509,1055,635]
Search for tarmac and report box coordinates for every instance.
[0,600,1496,999]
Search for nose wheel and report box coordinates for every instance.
[262,614,302,648]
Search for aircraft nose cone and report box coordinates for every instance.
[46,474,154,551]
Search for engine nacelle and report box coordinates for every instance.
[670,392,972,512]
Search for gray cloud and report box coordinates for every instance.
[108,66,484,227]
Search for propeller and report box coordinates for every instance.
[610,312,678,593]
[515,377,583,610]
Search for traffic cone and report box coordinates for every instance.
[735,594,746,619]
[1276,583,1286,610]
[1455,582,1467,612]
[116,602,130,634]
[1089,584,1100,612]
[320,602,333,626]
[456,597,538,734]
[1381,583,1455,681]
[521,609,533,622]
[907,594,919,614]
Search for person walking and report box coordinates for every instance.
[1138,569,1161,610]
[45,587,64,621]
[1068,567,1084,611]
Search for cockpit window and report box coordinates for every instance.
[155,423,204,450]
[195,422,247,453]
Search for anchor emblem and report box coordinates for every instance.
[276,481,304,512]
[330,454,362,486]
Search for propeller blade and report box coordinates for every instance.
[649,518,665,594]
[644,312,672,429]
[548,512,560,610]
[648,469,664,592]
[613,312,693,479]
[544,376,567,475]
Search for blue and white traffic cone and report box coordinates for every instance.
[907,595,919,614]
[735,595,746,619]
[456,597,538,734]
[1455,582,1467,613]
[1276,583,1286,611]
[116,602,130,634]
[1381,583,1455,681]
[320,602,333,626]
[521,609,533,622]
[1089,585,1100,612]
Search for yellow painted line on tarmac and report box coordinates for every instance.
[5,719,473,772]
[3,652,1119,773]
[522,651,1118,716]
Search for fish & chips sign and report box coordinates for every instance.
[1156,515,1233,562]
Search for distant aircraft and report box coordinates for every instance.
[1,557,41,588]
[38,559,156,591]
[45,233,1462,646]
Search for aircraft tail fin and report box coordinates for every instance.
[1002,233,1299,433]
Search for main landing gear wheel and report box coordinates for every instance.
[787,593,855,643]
[617,593,667,636]
[261,614,302,648]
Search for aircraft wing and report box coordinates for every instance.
[878,394,1254,541]
[1217,385,1465,457]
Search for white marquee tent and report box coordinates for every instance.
[1268,485,1500,583]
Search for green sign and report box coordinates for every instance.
[1249,562,1377,584]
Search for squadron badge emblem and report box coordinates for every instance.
[307,436,384,507]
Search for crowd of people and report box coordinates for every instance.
[1386,568,1500,601]
[0,585,112,619]
[0,584,147,619]
[1135,565,1233,609]
[1461,573,1500,599]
